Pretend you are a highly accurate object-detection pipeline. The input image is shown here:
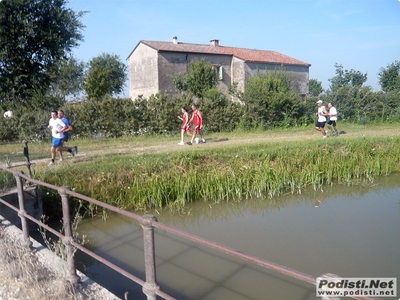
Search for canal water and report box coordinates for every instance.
[76,174,400,300]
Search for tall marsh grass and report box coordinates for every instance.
[35,136,400,212]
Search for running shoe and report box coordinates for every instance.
[71,146,78,156]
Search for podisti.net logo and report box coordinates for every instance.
[316,277,397,298]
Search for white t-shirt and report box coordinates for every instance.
[49,118,66,138]
[329,107,338,121]
[318,106,327,122]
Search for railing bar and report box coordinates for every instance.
[23,213,64,239]
[8,170,143,222]
[71,241,146,286]
[70,241,176,300]
[67,190,143,221]
[5,163,36,169]
[0,198,20,212]
[0,196,73,242]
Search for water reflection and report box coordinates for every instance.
[76,174,400,300]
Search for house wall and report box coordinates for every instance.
[245,62,309,95]
[128,44,159,99]
[231,57,246,93]
[157,52,233,97]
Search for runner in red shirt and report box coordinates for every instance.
[187,103,205,145]
[177,107,192,145]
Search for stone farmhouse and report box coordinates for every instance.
[127,37,311,99]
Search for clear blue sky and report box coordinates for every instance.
[67,0,400,97]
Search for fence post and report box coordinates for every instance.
[22,140,33,179]
[15,171,32,249]
[140,214,159,300]
[58,186,80,284]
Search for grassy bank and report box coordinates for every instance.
[24,125,399,212]
[37,137,400,210]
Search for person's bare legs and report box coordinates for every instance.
[57,146,77,157]
[57,147,64,161]
[315,127,327,137]
[48,146,57,165]
[199,129,205,142]
[321,128,326,137]
[190,131,197,143]
[51,147,56,160]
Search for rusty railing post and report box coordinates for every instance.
[23,140,33,179]
[140,214,159,300]
[59,186,80,284]
[15,171,32,249]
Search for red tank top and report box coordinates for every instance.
[193,110,200,126]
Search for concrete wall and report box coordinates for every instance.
[231,57,246,92]
[128,44,159,99]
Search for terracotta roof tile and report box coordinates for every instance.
[140,40,310,66]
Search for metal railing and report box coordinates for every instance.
[0,142,381,300]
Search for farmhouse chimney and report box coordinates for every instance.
[173,36,178,44]
[210,39,219,47]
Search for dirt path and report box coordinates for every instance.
[1,124,399,169]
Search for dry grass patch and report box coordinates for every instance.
[0,221,116,300]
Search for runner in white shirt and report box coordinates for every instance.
[327,102,339,136]
[47,110,67,165]
[315,100,328,138]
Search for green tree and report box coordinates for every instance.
[242,70,301,128]
[83,53,127,101]
[378,61,400,93]
[328,63,367,92]
[0,0,85,109]
[308,79,323,97]
[173,58,217,98]
[48,56,85,101]
[324,64,368,122]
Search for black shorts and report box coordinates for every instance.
[327,120,337,126]
[62,136,69,142]
[316,121,326,128]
